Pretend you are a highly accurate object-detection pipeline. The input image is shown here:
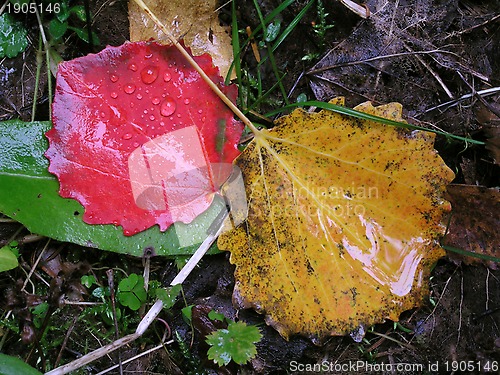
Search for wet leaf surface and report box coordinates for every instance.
[45,41,243,236]
[0,120,228,256]
[0,244,18,273]
[218,99,455,343]
[129,0,235,79]
[443,184,500,269]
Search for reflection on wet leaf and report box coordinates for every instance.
[218,98,455,343]
[45,41,243,236]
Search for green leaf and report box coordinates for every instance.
[0,14,28,58]
[117,273,147,311]
[92,286,107,299]
[0,120,227,257]
[81,275,97,288]
[48,19,68,40]
[181,305,193,324]
[31,302,49,328]
[155,284,181,309]
[55,0,70,22]
[0,244,18,273]
[206,321,262,366]
[208,310,226,322]
[9,0,30,5]
[265,19,281,42]
[69,5,88,22]
[0,353,43,375]
[68,26,100,45]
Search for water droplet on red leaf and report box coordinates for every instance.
[141,66,159,84]
[160,97,176,117]
[45,41,243,236]
[124,84,136,94]
[184,98,190,105]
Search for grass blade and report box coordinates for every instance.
[265,100,485,145]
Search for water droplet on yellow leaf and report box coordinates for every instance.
[218,99,455,344]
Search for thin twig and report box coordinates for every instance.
[94,340,174,375]
[421,87,500,114]
[404,44,453,99]
[54,313,80,367]
[307,49,455,75]
[106,269,123,375]
[45,209,227,375]
[445,13,500,39]
[456,71,500,118]
[21,238,50,292]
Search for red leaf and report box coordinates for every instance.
[45,41,243,236]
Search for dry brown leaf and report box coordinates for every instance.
[218,99,455,343]
[476,102,500,165]
[443,184,500,269]
[128,0,234,79]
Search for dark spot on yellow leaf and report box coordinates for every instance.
[218,99,454,343]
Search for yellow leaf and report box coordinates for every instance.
[218,99,455,343]
[128,0,235,79]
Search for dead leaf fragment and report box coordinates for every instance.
[218,99,455,343]
[129,0,234,79]
[476,103,500,165]
[443,184,500,269]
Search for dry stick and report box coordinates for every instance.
[422,87,500,114]
[404,44,454,99]
[45,222,225,375]
[54,313,80,367]
[106,269,123,375]
[456,71,500,119]
[21,238,50,292]
[307,49,454,75]
[94,340,174,375]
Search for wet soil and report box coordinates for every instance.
[1,0,499,374]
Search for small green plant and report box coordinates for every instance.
[80,274,96,288]
[116,273,147,311]
[46,0,99,44]
[0,241,19,273]
[0,13,28,58]
[206,318,262,367]
[153,284,182,309]
[302,0,334,61]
